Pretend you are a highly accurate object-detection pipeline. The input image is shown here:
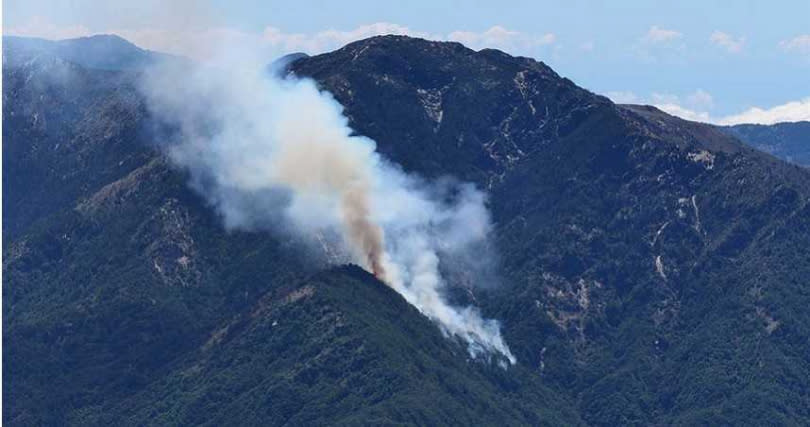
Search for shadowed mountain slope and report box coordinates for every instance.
[721,121,810,167]
[5,35,810,425]
[3,35,176,71]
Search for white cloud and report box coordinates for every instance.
[641,25,682,44]
[655,103,712,122]
[779,34,810,56]
[257,24,555,58]
[606,91,641,104]
[716,98,810,125]
[580,41,595,51]
[608,89,808,125]
[113,27,258,59]
[447,26,555,52]
[686,89,714,110]
[261,23,433,54]
[91,23,430,59]
[651,92,681,105]
[709,30,745,53]
[656,98,810,125]
[634,26,687,63]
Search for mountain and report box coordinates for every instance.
[2,35,581,426]
[3,34,177,71]
[5,35,810,425]
[291,39,810,424]
[721,121,810,167]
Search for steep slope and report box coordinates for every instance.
[721,121,810,167]
[2,40,312,424]
[4,154,315,424]
[287,37,601,188]
[289,37,810,424]
[2,50,155,238]
[3,37,579,425]
[5,35,810,425]
[76,266,582,426]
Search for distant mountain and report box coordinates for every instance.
[5,35,810,425]
[721,121,810,167]
[3,34,178,71]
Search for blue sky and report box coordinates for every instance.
[4,0,809,124]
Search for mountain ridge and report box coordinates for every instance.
[3,34,179,71]
[5,34,810,425]
[721,121,810,167]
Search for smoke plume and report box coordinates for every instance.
[140,51,515,365]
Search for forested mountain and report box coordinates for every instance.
[722,121,810,167]
[4,35,810,425]
[3,34,175,71]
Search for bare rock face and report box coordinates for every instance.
[140,198,200,288]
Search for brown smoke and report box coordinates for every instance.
[341,185,386,281]
[140,35,515,365]
[265,125,386,281]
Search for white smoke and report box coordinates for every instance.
[140,52,515,365]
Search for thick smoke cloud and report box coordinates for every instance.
[140,53,515,365]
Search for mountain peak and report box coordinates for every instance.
[6,29,810,426]
[60,33,136,45]
[333,34,556,72]
[290,35,604,183]
[54,34,143,53]
[4,33,170,71]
